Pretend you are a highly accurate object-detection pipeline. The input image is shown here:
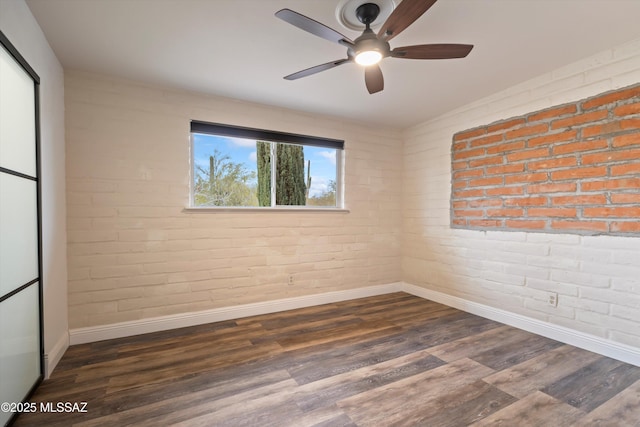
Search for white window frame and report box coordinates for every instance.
[188,120,345,211]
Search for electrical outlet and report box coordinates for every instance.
[547,292,558,307]
[288,275,294,286]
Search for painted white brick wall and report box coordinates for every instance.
[403,37,640,348]
[65,71,402,328]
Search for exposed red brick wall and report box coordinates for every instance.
[451,83,640,235]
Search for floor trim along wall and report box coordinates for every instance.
[401,282,640,368]
[68,283,403,345]
[44,331,70,379]
[67,281,640,368]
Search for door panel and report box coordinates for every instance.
[0,30,42,427]
[0,174,38,296]
[0,43,36,177]
[0,285,41,411]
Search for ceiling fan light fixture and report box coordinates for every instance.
[353,36,385,66]
[355,49,383,66]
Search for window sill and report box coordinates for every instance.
[183,207,350,213]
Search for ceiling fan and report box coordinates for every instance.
[275,0,473,94]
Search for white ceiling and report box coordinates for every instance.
[25,0,640,129]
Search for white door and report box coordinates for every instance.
[0,32,42,427]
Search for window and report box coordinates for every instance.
[190,121,344,208]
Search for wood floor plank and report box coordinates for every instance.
[106,341,284,394]
[542,357,640,412]
[286,332,433,385]
[139,378,301,427]
[428,325,522,361]
[113,320,260,357]
[469,391,586,426]
[275,319,400,351]
[250,315,362,346]
[469,331,564,370]
[353,296,455,323]
[292,407,357,427]
[576,378,640,426]
[76,337,252,383]
[333,292,414,311]
[395,379,516,427]
[13,292,640,427]
[257,308,357,332]
[484,344,603,398]
[78,373,298,427]
[379,305,462,328]
[113,364,293,420]
[337,358,495,426]
[74,322,267,384]
[22,372,108,401]
[293,349,445,412]
[408,311,503,349]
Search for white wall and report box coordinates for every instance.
[64,70,402,330]
[403,37,640,351]
[0,0,68,376]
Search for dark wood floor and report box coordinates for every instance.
[14,293,640,426]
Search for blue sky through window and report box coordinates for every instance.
[193,133,336,197]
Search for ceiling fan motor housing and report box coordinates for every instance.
[356,3,381,25]
[352,4,390,63]
[351,29,390,61]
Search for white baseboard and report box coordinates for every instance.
[402,282,640,367]
[69,283,403,345]
[44,331,69,379]
[67,281,640,368]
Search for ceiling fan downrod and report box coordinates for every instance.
[355,3,381,27]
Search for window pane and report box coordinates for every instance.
[190,122,342,209]
[255,141,271,207]
[192,133,259,207]
[275,143,306,206]
[304,145,337,207]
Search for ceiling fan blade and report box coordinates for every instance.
[284,59,351,80]
[276,9,354,46]
[391,44,474,59]
[377,0,438,41]
[364,65,384,94]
